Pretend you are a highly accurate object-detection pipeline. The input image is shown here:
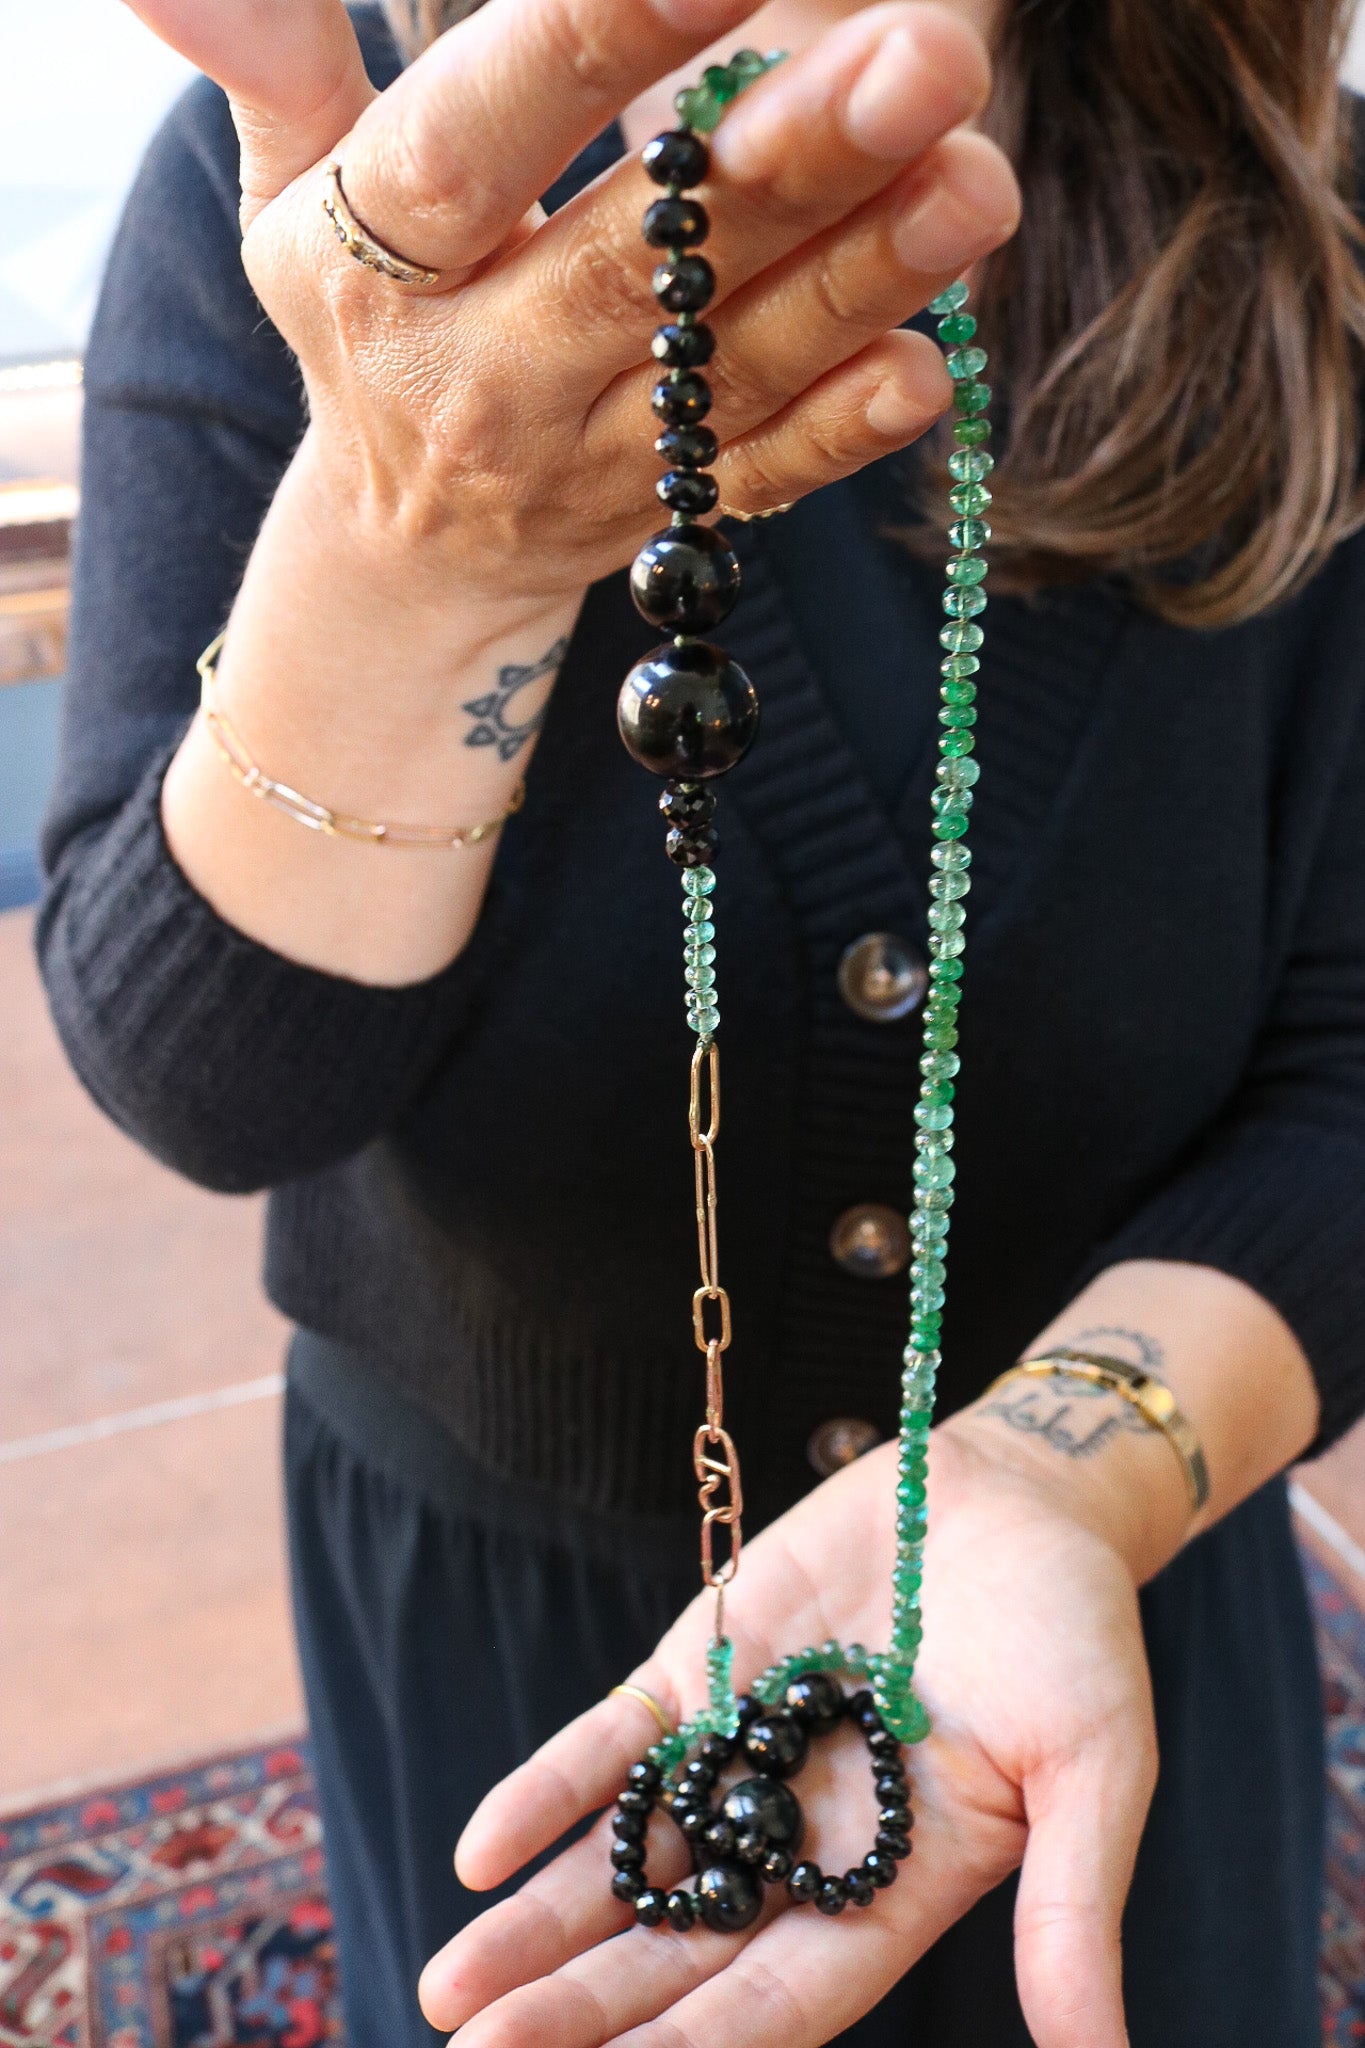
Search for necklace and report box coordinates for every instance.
[609,53,990,1934]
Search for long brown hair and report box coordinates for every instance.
[385,0,1365,627]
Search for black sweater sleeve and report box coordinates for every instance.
[36,45,505,1197]
[1074,661,1365,1455]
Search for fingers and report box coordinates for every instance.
[121,0,373,225]
[456,1668,683,1891]
[501,4,1001,389]
[1011,1728,1158,2048]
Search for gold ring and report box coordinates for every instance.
[322,162,441,288]
[609,1684,674,1739]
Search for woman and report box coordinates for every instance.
[38,0,1365,2040]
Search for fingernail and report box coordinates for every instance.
[866,376,939,440]
[892,148,1020,273]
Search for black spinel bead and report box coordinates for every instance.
[651,372,713,427]
[815,1876,849,1916]
[678,1806,709,1840]
[846,1689,876,1725]
[628,1759,662,1792]
[844,1867,876,1908]
[785,1672,846,1733]
[618,1786,652,1814]
[682,1758,717,1795]
[876,1828,912,1861]
[611,1841,646,1870]
[643,196,710,248]
[762,1847,793,1884]
[735,1828,767,1865]
[658,467,720,516]
[695,1862,763,1933]
[735,1693,764,1728]
[703,1817,737,1859]
[787,1860,823,1903]
[741,1710,809,1780]
[878,1802,911,1831]
[653,255,715,314]
[653,321,716,369]
[874,1769,907,1801]
[660,781,716,825]
[665,1888,698,1931]
[642,128,710,189]
[666,824,719,867]
[868,1728,900,1760]
[721,1777,805,1852]
[630,523,740,636]
[862,1851,898,1889]
[612,1868,646,1903]
[634,1888,669,1927]
[656,423,719,470]
[613,1809,646,1842]
[699,1730,736,1767]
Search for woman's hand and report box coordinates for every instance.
[419,1419,1164,2048]
[128,0,1018,609]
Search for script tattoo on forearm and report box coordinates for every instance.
[462,636,568,762]
[1071,1323,1166,1373]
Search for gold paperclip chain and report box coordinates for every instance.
[689,1039,743,1598]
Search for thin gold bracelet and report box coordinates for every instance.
[196,633,526,849]
[983,1349,1211,1513]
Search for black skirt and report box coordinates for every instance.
[283,1329,1325,2048]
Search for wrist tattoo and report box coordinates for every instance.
[462,635,568,761]
[1070,1323,1165,1373]
[980,1377,1151,1460]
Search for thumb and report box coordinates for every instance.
[1012,1726,1158,2048]
[120,0,375,224]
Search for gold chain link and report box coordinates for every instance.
[688,1040,742,1589]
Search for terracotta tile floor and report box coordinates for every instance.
[3,899,1365,1810]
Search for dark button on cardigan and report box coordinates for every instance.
[36,8,1365,1526]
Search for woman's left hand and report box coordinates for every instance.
[418,1414,1172,2048]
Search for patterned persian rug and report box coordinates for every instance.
[2,1553,1364,2047]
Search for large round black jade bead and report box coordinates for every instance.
[631,523,739,633]
[617,642,759,780]
[721,1777,805,1854]
[695,1861,763,1933]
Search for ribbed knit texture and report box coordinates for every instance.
[36,17,1365,1519]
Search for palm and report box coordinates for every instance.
[421,1429,1156,2048]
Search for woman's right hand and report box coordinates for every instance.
[129,0,1018,610]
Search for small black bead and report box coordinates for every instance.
[868,1728,900,1759]
[720,1777,805,1853]
[612,1868,646,1903]
[630,524,740,635]
[611,1841,646,1870]
[785,1672,845,1733]
[628,1759,662,1792]
[618,1786,652,1814]
[678,1806,709,1839]
[762,1846,793,1883]
[876,1828,912,1861]
[635,1888,669,1927]
[741,1710,809,1780]
[699,1730,736,1766]
[643,196,710,249]
[652,372,713,427]
[695,1862,763,1933]
[658,468,720,516]
[874,1769,907,1801]
[815,1876,849,1916]
[844,1867,876,1908]
[613,1809,647,1842]
[660,781,716,825]
[655,423,719,471]
[653,322,716,369]
[735,1827,767,1865]
[682,1758,717,1795]
[735,1693,765,1728]
[703,1817,737,1859]
[666,824,719,867]
[862,1851,898,1889]
[846,1689,875,1724]
[878,1802,911,1832]
[642,129,710,189]
[665,1888,698,1931]
[654,255,715,314]
[787,1860,823,1904]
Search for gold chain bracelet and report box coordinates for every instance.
[985,1349,1211,1512]
[196,634,526,850]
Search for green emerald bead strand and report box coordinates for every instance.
[682,865,720,1040]
[674,46,785,131]
[874,278,991,1746]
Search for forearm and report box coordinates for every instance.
[162,425,584,986]
[941,1259,1320,1583]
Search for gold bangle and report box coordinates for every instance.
[609,1684,675,1739]
[196,634,525,850]
[984,1350,1211,1513]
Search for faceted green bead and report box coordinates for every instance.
[685,918,716,944]
[940,732,976,761]
[702,62,740,101]
[911,1252,947,1284]
[949,482,993,515]
[675,84,722,129]
[927,279,969,315]
[910,1288,945,1318]
[683,866,716,895]
[953,418,991,447]
[941,679,977,706]
[950,517,991,551]
[686,969,717,994]
[729,46,768,80]
[946,345,987,380]
[953,379,991,416]
[940,652,980,678]
[928,965,964,989]
[915,1103,953,1135]
[949,447,995,483]
[932,842,971,870]
[914,1152,955,1187]
[939,620,985,653]
[921,1048,961,1078]
[939,705,977,729]
[936,312,976,346]
[937,755,980,788]
[685,938,717,963]
[932,809,970,840]
[943,585,987,619]
[930,870,970,900]
[928,903,966,934]
[897,1478,927,1506]
[947,554,988,586]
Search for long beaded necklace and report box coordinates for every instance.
[609,52,991,1935]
